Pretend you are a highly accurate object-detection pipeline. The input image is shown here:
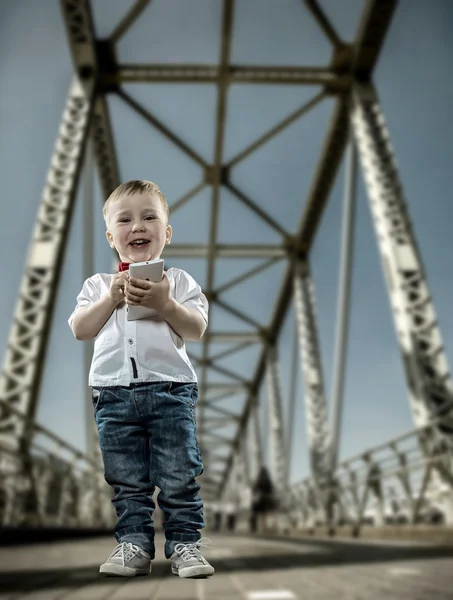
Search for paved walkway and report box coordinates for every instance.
[1,532,452,599]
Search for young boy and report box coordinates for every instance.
[68,180,214,579]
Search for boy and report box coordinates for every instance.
[68,180,214,579]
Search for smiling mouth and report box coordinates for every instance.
[129,239,150,248]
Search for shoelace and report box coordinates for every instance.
[110,542,142,567]
[174,537,211,562]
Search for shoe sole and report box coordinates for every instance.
[172,565,215,578]
[100,564,151,577]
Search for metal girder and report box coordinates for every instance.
[266,346,288,493]
[221,449,243,502]
[304,0,343,48]
[214,298,263,331]
[203,405,241,420]
[203,417,239,429]
[0,78,93,447]
[106,65,351,89]
[189,355,248,384]
[226,90,326,170]
[200,432,235,446]
[352,0,398,76]
[204,383,247,393]
[162,244,286,258]
[350,82,453,443]
[61,0,120,197]
[91,95,120,197]
[329,135,358,473]
[205,332,262,344]
[250,399,263,482]
[109,0,153,44]
[198,0,235,465]
[116,89,208,169]
[217,96,349,497]
[60,0,98,85]
[217,0,397,498]
[215,257,283,295]
[293,262,331,483]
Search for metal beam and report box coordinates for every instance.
[108,65,351,89]
[203,405,242,420]
[225,183,289,237]
[60,0,98,85]
[351,82,453,442]
[304,0,343,48]
[168,182,207,214]
[110,0,153,44]
[116,89,208,168]
[266,346,288,493]
[162,244,286,258]
[0,79,93,448]
[217,0,398,497]
[330,133,357,472]
[294,261,331,482]
[352,0,398,76]
[205,332,262,344]
[189,355,249,384]
[91,94,121,197]
[213,298,264,331]
[204,383,247,393]
[61,0,120,199]
[226,90,326,169]
[216,97,348,496]
[215,257,283,295]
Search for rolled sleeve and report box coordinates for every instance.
[68,275,101,328]
[175,269,209,323]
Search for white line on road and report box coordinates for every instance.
[196,578,205,600]
[247,591,296,599]
[388,567,421,576]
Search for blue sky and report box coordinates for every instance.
[0,0,452,483]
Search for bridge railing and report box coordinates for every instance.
[288,416,453,533]
[0,397,114,528]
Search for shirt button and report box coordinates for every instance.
[128,338,134,345]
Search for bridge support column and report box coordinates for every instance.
[0,77,94,524]
[351,82,453,523]
[266,346,288,498]
[248,396,263,484]
[293,261,333,528]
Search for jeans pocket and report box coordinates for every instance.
[190,384,199,407]
[169,382,198,409]
[91,387,104,411]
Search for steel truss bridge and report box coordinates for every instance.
[0,0,452,544]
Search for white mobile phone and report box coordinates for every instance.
[129,258,164,283]
[127,259,165,321]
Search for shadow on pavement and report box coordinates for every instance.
[0,534,452,593]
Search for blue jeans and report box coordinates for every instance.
[92,381,204,558]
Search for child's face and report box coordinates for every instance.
[105,192,172,263]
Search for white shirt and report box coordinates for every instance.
[68,268,208,386]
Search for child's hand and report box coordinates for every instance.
[125,274,171,312]
[108,272,129,305]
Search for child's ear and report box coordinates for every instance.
[166,224,172,244]
[105,230,115,249]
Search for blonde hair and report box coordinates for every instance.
[103,180,169,223]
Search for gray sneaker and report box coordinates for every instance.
[170,538,215,578]
[99,542,151,577]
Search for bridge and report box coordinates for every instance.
[1,0,452,598]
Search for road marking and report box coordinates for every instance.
[247,592,296,599]
[196,578,205,600]
[389,567,421,576]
